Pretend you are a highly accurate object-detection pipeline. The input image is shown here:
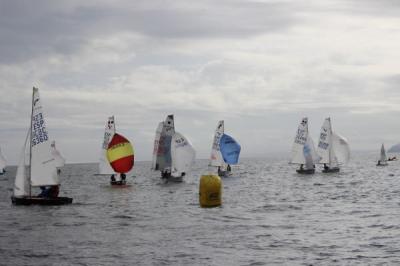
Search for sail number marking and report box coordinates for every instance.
[31,112,49,146]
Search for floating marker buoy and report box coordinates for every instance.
[199,174,222,207]
[107,133,134,173]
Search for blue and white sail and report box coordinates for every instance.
[290,117,318,169]
[219,133,241,164]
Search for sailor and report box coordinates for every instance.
[120,173,126,184]
[323,163,329,170]
[110,174,116,183]
[38,186,49,198]
[227,165,231,172]
[377,160,381,165]
[300,164,304,170]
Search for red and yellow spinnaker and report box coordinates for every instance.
[106,133,134,173]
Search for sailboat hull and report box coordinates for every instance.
[11,196,73,205]
[322,167,340,173]
[296,168,315,174]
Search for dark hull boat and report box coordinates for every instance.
[322,167,340,173]
[11,196,72,206]
[296,168,315,174]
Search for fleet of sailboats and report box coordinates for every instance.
[11,87,73,205]
[6,87,400,207]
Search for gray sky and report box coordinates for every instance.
[1,0,400,164]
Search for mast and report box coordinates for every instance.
[29,87,35,197]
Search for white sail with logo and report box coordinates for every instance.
[98,116,116,175]
[290,117,317,170]
[317,117,350,168]
[157,115,175,172]
[209,120,224,167]
[152,121,164,170]
[30,87,58,186]
[171,132,196,177]
[0,146,6,174]
[51,141,65,168]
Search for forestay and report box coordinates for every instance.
[99,116,115,175]
[30,87,59,187]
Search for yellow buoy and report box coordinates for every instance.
[199,174,222,207]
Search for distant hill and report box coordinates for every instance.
[388,144,400,153]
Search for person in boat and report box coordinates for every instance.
[161,168,171,179]
[377,160,381,166]
[120,173,126,184]
[110,174,116,182]
[227,165,231,172]
[300,164,304,170]
[323,163,329,171]
[38,185,59,198]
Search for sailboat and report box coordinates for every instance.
[0,146,6,175]
[106,132,134,186]
[290,117,318,174]
[11,87,73,205]
[317,118,350,173]
[153,114,195,182]
[51,141,65,174]
[96,116,116,175]
[377,143,388,166]
[151,122,163,170]
[209,120,241,177]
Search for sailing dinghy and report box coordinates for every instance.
[11,87,72,205]
[290,117,318,174]
[96,116,116,176]
[377,143,388,166]
[106,133,134,186]
[153,115,195,182]
[317,118,350,173]
[209,120,241,177]
[0,146,6,175]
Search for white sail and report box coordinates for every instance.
[332,132,350,165]
[13,130,30,197]
[157,115,175,171]
[0,146,6,174]
[151,122,164,170]
[210,120,224,167]
[317,118,339,167]
[51,141,65,168]
[98,116,115,175]
[380,143,388,163]
[30,87,59,187]
[304,135,318,169]
[171,132,196,176]
[290,117,309,164]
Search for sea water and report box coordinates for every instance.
[1,152,400,265]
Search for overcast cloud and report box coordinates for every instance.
[1,0,400,164]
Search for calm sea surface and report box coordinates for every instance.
[1,153,400,265]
